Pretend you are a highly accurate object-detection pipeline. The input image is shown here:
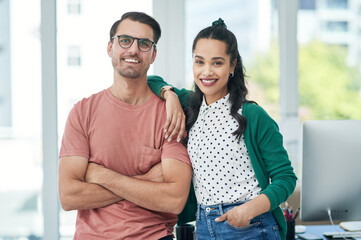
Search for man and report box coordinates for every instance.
[58,12,192,240]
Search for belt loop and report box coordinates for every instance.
[218,203,224,215]
[197,204,201,219]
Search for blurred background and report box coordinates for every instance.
[0,0,360,239]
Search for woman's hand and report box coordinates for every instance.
[215,204,252,228]
[215,194,271,228]
[163,90,186,142]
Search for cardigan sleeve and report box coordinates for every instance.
[243,104,297,210]
[147,75,191,109]
[147,75,168,97]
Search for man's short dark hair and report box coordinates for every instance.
[109,11,161,44]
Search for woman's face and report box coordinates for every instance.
[193,38,236,105]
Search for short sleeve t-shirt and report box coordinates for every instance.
[59,88,190,240]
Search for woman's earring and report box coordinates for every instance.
[229,72,234,78]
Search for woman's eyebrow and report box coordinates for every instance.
[212,57,226,61]
[194,55,226,61]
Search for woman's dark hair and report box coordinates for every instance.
[109,11,161,44]
[184,19,255,145]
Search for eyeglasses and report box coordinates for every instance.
[111,35,156,52]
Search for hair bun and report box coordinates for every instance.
[212,18,227,28]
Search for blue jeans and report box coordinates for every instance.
[196,202,281,240]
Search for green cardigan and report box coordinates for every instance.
[147,75,297,240]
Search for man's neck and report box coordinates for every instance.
[110,75,152,105]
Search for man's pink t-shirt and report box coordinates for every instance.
[59,88,190,240]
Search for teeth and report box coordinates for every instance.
[124,59,139,63]
[202,79,215,83]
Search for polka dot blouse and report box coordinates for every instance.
[187,94,261,205]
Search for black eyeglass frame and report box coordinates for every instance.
[110,34,156,52]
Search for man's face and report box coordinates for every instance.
[108,19,157,79]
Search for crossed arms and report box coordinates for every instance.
[58,155,192,215]
[58,83,191,214]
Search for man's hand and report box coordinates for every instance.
[163,90,186,142]
[85,162,105,184]
[135,162,163,182]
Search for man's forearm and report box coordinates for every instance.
[60,170,161,211]
[59,178,122,211]
[100,171,185,214]
[58,156,123,211]
[61,162,164,211]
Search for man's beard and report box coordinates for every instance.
[113,56,149,79]
[118,68,141,79]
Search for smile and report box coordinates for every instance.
[200,78,217,86]
[202,79,216,83]
[124,58,140,63]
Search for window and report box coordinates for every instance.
[0,0,43,238]
[326,0,348,9]
[67,46,81,66]
[67,0,81,15]
[0,0,11,128]
[323,21,348,32]
[299,0,316,10]
[298,0,361,178]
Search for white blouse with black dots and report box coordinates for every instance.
[187,94,262,206]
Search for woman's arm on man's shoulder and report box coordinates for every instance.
[147,75,191,108]
[147,75,192,142]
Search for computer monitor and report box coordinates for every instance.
[301,120,361,222]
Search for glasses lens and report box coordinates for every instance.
[138,39,153,51]
[118,36,133,48]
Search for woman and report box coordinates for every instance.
[148,18,297,240]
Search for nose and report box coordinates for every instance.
[203,64,213,76]
[127,40,140,54]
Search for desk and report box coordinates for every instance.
[295,225,361,240]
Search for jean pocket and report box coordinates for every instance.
[272,224,281,239]
[225,220,260,231]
